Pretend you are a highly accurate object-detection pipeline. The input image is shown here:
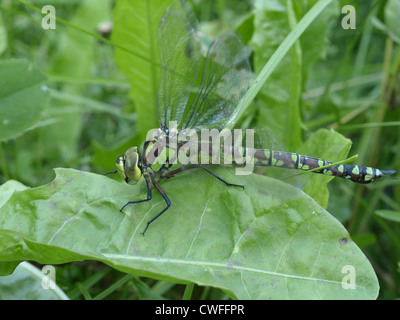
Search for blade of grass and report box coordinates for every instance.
[150,280,176,296]
[47,74,130,89]
[283,155,359,181]
[375,210,400,223]
[302,155,359,174]
[76,282,93,300]
[129,275,167,299]
[182,282,195,300]
[339,121,400,131]
[233,0,333,126]
[93,274,134,300]
[67,268,111,300]
[48,89,136,119]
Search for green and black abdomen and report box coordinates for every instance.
[232,147,393,184]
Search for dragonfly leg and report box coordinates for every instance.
[163,164,244,189]
[197,165,245,189]
[120,172,152,212]
[103,170,118,175]
[141,175,171,235]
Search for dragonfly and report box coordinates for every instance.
[106,1,396,235]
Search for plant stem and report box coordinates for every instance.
[182,282,195,300]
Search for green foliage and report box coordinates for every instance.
[0,168,379,299]
[0,0,399,300]
[0,60,48,140]
[248,0,338,150]
[112,0,169,141]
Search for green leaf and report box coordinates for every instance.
[249,0,301,149]
[0,261,69,300]
[112,0,171,140]
[0,168,378,299]
[385,0,400,44]
[238,0,334,150]
[0,12,7,56]
[0,60,48,141]
[296,129,352,208]
[0,180,28,207]
[298,0,338,81]
[0,262,20,276]
[375,210,400,223]
[44,0,111,162]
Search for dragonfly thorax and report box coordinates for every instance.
[116,147,142,184]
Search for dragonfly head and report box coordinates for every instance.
[116,147,142,185]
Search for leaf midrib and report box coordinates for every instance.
[102,252,354,287]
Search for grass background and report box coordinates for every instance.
[0,0,399,299]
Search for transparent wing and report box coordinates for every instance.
[157,1,202,130]
[180,32,252,130]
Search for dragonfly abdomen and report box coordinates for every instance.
[230,148,386,184]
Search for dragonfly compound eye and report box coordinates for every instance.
[123,147,142,183]
[115,155,127,179]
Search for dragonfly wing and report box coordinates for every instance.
[181,32,252,131]
[157,1,202,130]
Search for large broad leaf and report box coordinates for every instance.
[0,168,378,299]
[0,60,48,141]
